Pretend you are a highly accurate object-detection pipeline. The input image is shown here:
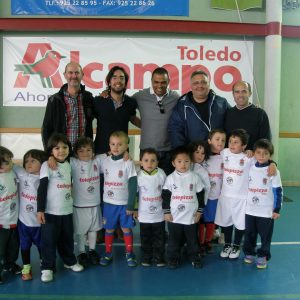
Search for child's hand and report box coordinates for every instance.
[272,212,280,220]
[267,163,277,177]
[37,212,46,224]
[48,156,58,170]
[133,211,138,219]
[123,151,131,161]
[194,212,202,223]
[164,213,173,222]
[245,150,253,158]
[126,209,134,215]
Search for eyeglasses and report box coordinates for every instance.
[157,100,165,114]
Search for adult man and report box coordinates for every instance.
[224,81,271,150]
[41,62,94,149]
[133,67,179,174]
[93,66,138,154]
[168,70,230,148]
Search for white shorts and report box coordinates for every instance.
[214,195,246,230]
[73,205,102,235]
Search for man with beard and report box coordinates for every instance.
[93,66,139,154]
[41,62,94,149]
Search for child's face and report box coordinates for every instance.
[254,148,271,164]
[25,155,41,175]
[0,155,13,173]
[109,136,128,156]
[77,145,94,162]
[208,133,226,154]
[140,153,158,173]
[172,153,191,173]
[193,146,205,164]
[52,142,69,162]
[228,136,246,154]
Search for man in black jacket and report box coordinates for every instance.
[41,62,94,149]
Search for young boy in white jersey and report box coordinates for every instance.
[162,146,204,269]
[0,146,21,284]
[215,129,252,259]
[136,148,167,267]
[100,131,138,267]
[14,149,48,281]
[243,139,282,269]
[205,129,226,253]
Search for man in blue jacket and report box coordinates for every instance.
[168,70,230,148]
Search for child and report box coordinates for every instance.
[0,146,21,284]
[100,131,138,267]
[205,129,227,252]
[14,149,48,281]
[243,139,282,269]
[37,133,83,283]
[162,146,204,269]
[215,129,252,259]
[188,140,211,255]
[136,148,166,267]
[71,137,106,267]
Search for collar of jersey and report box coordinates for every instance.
[142,168,158,176]
[111,154,124,161]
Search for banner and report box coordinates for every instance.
[211,0,263,10]
[3,36,253,107]
[11,0,189,16]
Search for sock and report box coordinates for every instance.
[123,231,133,253]
[205,223,216,243]
[76,234,87,253]
[88,231,97,251]
[105,232,114,253]
[199,223,205,244]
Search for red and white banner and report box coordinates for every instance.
[3,36,253,106]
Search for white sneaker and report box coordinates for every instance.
[64,263,84,272]
[220,244,232,258]
[41,270,53,282]
[229,245,240,259]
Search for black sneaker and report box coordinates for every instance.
[168,258,179,269]
[5,263,22,275]
[155,258,166,268]
[89,250,100,265]
[77,253,89,268]
[141,258,152,267]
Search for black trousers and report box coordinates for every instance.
[0,227,19,272]
[140,221,165,261]
[222,225,244,246]
[40,213,77,271]
[167,222,199,262]
[243,214,274,260]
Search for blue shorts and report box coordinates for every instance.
[103,203,135,230]
[203,199,218,223]
[18,220,41,250]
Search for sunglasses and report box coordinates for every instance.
[157,100,165,114]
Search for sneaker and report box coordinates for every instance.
[41,270,53,283]
[244,255,255,264]
[229,245,240,259]
[126,252,137,267]
[155,258,166,268]
[168,258,179,269]
[256,256,267,269]
[192,255,203,269]
[4,263,22,275]
[21,264,32,281]
[89,250,100,265]
[141,257,152,267]
[64,263,84,272]
[220,244,232,258]
[205,242,215,254]
[77,253,89,268]
[100,252,113,266]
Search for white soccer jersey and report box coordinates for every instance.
[14,165,40,227]
[102,157,137,205]
[137,168,166,223]
[163,170,204,225]
[40,161,73,215]
[71,154,106,207]
[192,162,211,205]
[0,170,18,226]
[206,154,223,200]
[246,165,282,218]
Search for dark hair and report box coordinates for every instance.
[0,146,13,165]
[171,146,191,162]
[105,66,129,92]
[46,133,71,159]
[110,131,129,144]
[140,148,159,161]
[23,149,48,168]
[253,139,274,156]
[188,140,210,161]
[208,129,226,140]
[151,67,170,81]
[232,80,252,94]
[73,137,94,158]
[190,70,209,81]
[229,129,249,146]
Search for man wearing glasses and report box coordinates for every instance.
[168,70,230,148]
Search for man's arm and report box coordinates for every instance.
[130,115,141,128]
[259,110,272,141]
